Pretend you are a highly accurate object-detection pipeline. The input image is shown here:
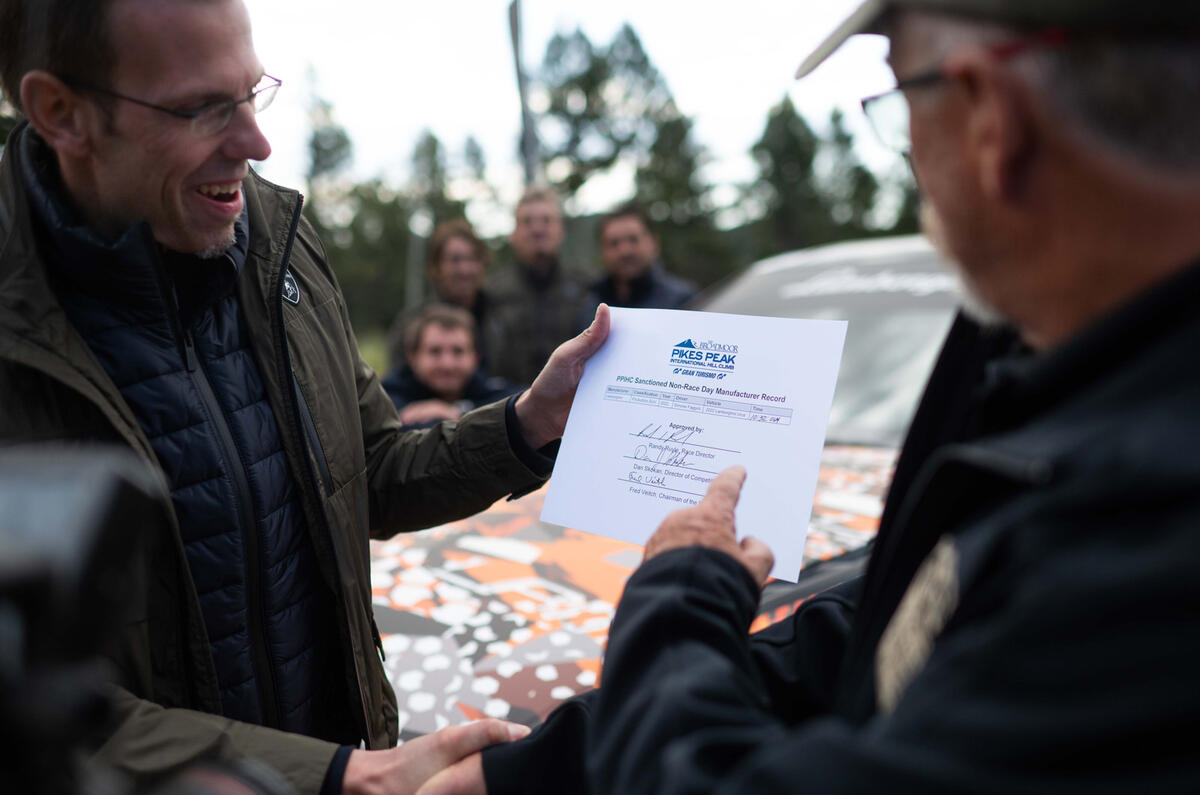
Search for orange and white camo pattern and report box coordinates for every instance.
[370,444,896,736]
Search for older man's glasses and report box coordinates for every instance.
[60,74,282,136]
[861,29,1066,154]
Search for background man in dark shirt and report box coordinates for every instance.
[486,187,591,386]
[577,204,697,331]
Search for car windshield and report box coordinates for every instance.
[698,239,960,447]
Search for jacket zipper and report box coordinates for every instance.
[270,199,375,742]
[290,370,335,498]
[174,293,280,729]
[292,365,385,667]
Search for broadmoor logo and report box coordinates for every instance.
[669,337,738,373]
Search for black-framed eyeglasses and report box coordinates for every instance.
[861,29,1066,154]
[59,73,282,137]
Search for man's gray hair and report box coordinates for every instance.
[1034,38,1200,170]
[906,11,1200,171]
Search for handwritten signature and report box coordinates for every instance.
[635,423,697,443]
[633,444,692,468]
[627,472,668,487]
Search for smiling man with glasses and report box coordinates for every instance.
[0,1,612,793]
[430,3,1200,795]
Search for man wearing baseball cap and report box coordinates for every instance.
[418,2,1200,793]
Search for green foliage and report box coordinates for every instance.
[410,130,466,226]
[534,24,734,285]
[745,97,919,261]
[317,180,414,333]
[307,96,353,187]
[0,89,18,148]
[301,90,413,333]
[536,25,673,196]
[635,112,733,287]
[825,109,880,233]
[890,170,921,235]
[289,27,927,337]
[464,136,487,183]
[747,97,829,256]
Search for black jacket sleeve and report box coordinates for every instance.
[480,572,859,795]
[587,525,1200,795]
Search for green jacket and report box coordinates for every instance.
[0,124,549,792]
[485,260,592,386]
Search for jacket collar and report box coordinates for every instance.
[0,124,150,458]
[976,258,1200,436]
[591,262,665,307]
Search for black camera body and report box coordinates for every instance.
[0,446,167,794]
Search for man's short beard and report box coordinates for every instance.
[195,226,237,260]
[919,201,1006,327]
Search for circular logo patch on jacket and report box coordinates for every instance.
[283,270,301,305]
[875,536,960,714]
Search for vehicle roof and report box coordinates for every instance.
[746,235,940,278]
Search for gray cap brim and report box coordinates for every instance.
[795,0,889,78]
[794,0,1200,79]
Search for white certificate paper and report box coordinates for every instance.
[541,307,847,581]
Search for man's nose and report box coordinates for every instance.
[222,103,272,162]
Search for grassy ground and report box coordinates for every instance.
[357,328,389,376]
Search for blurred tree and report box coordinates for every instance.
[303,85,354,238]
[301,88,412,333]
[635,110,733,287]
[533,23,735,285]
[410,130,465,226]
[743,98,922,261]
[464,136,487,183]
[306,98,353,194]
[0,89,18,149]
[888,168,921,235]
[320,181,414,333]
[824,108,880,236]
[746,96,834,258]
[535,24,673,196]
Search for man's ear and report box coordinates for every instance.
[19,70,95,158]
[944,49,1036,204]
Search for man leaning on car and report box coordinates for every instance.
[417,1,1200,793]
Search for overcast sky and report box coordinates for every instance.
[242,1,899,234]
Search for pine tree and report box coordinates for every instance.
[410,130,466,226]
[823,109,880,236]
[0,89,19,149]
[536,25,671,197]
[635,110,732,287]
[747,96,833,257]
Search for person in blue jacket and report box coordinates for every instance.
[382,305,520,429]
[575,204,697,332]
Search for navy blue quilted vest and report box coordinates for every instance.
[23,143,341,737]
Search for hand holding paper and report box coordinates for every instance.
[514,304,611,449]
[542,307,846,581]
